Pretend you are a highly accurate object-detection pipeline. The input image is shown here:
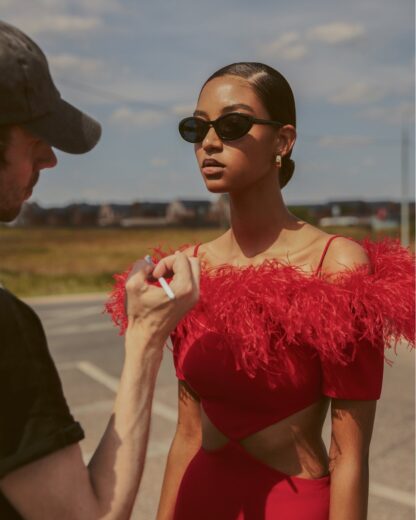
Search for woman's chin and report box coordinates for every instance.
[203,177,230,193]
[205,184,228,194]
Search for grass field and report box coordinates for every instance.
[0,227,220,296]
[0,225,411,297]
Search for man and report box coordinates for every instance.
[0,20,200,519]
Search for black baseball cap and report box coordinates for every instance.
[0,20,101,154]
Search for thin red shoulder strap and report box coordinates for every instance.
[315,235,342,274]
[193,243,202,257]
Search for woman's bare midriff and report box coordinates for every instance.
[201,397,331,480]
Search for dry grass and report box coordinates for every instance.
[0,227,219,296]
[0,225,410,297]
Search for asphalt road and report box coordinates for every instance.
[28,293,415,520]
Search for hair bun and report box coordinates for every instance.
[279,157,295,189]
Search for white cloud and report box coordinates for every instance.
[259,21,365,65]
[10,14,102,35]
[329,82,387,105]
[71,0,126,15]
[106,79,195,105]
[150,158,168,167]
[109,107,169,127]
[318,136,375,147]
[4,0,123,16]
[360,102,415,125]
[307,22,365,44]
[259,32,308,61]
[49,53,104,78]
[171,104,196,116]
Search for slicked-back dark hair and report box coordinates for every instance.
[203,62,296,189]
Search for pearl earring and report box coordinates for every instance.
[275,154,282,167]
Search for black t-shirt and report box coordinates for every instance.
[0,288,84,519]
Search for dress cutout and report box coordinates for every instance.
[105,237,415,519]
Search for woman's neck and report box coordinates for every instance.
[227,176,299,258]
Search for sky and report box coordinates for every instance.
[1,0,414,206]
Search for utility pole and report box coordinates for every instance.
[400,124,410,247]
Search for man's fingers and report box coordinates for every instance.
[167,253,198,298]
[188,257,201,292]
[151,256,173,279]
[126,260,154,290]
[152,252,190,279]
[151,252,199,298]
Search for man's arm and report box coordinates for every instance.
[0,330,162,520]
[0,252,200,520]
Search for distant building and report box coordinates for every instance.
[166,199,213,226]
[319,216,370,227]
[98,204,131,227]
[67,203,100,227]
[317,199,408,230]
[11,203,100,227]
[209,194,230,227]
[9,202,43,227]
[121,201,169,227]
[9,198,413,230]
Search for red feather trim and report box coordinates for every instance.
[104,238,415,377]
[103,243,192,335]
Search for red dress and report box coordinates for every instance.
[106,236,415,520]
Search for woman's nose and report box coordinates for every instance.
[202,125,222,151]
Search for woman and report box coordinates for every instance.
[106,62,414,520]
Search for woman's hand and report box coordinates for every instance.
[125,251,200,343]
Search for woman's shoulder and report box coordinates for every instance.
[178,234,226,261]
[318,234,370,277]
[178,243,203,258]
[269,224,371,277]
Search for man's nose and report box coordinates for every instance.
[39,146,58,170]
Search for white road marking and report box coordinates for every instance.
[146,441,170,458]
[24,292,106,306]
[77,360,119,392]
[42,305,105,323]
[71,399,114,415]
[57,361,78,371]
[59,362,414,509]
[152,401,178,422]
[74,360,178,423]
[369,482,414,508]
[47,321,115,336]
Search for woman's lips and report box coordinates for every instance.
[202,165,224,175]
[202,159,225,176]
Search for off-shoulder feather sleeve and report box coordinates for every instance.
[104,238,415,391]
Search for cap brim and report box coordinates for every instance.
[22,98,101,154]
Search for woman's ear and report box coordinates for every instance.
[276,124,296,157]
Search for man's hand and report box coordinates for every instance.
[125,252,200,342]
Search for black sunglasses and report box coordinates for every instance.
[178,112,283,143]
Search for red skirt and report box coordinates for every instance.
[174,441,330,520]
